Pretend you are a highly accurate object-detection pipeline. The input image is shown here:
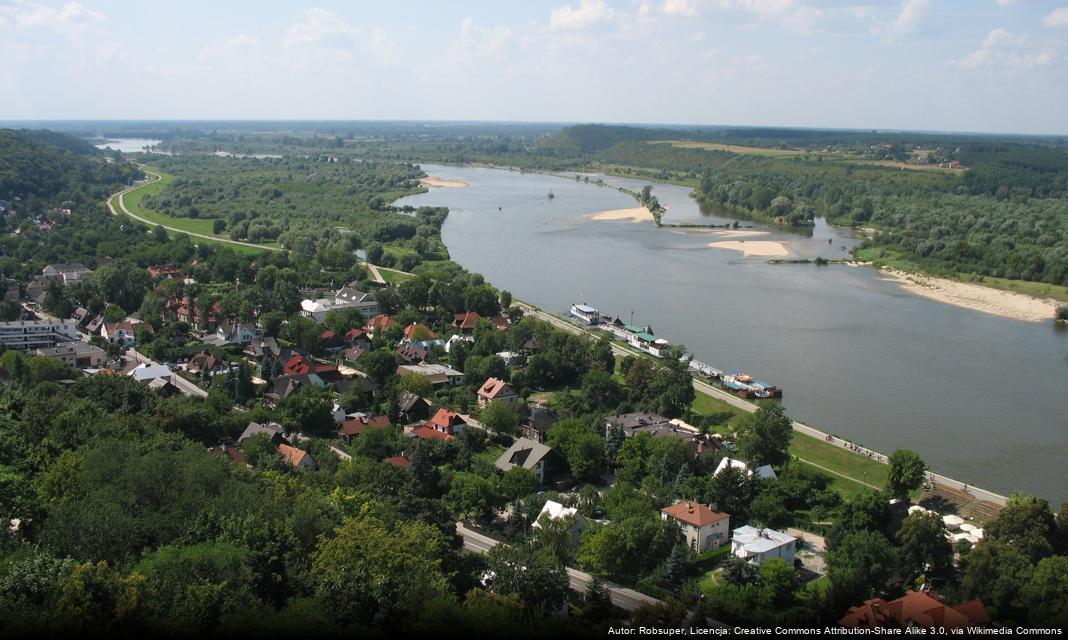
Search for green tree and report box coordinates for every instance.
[825,530,897,607]
[1019,555,1068,628]
[958,540,1032,620]
[985,494,1058,562]
[480,401,520,435]
[736,404,793,467]
[485,543,569,613]
[885,449,926,500]
[547,418,604,484]
[312,506,453,627]
[895,512,952,583]
[361,350,398,388]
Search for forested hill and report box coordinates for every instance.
[0,129,140,206]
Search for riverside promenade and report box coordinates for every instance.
[515,300,1008,509]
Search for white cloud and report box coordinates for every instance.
[887,0,930,36]
[662,0,698,18]
[549,0,616,31]
[283,8,360,48]
[0,1,105,35]
[450,17,513,61]
[200,34,259,60]
[956,28,1055,68]
[364,28,400,65]
[1044,7,1068,28]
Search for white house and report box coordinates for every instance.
[300,286,378,323]
[214,321,258,346]
[102,321,139,346]
[532,500,587,544]
[714,457,778,481]
[730,525,797,566]
[476,377,518,407]
[661,500,731,553]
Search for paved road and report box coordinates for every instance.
[107,169,282,252]
[455,523,663,612]
[514,301,1008,506]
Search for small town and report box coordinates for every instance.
[2,1,1067,637]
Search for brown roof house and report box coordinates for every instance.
[840,591,989,631]
[278,443,316,470]
[477,377,518,407]
[661,500,730,553]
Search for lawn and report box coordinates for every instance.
[378,267,414,284]
[690,390,749,435]
[789,432,888,493]
[650,140,806,157]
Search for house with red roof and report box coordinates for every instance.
[147,265,182,280]
[839,590,989,631]
[660,500,731,553]
[385,455,412,468]
[477,376,518,407]
[101,320,139,346]
[407,424,455,442]
[426,408,466,437]
[282,354,340,381]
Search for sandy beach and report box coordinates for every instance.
[420,176,469,188]
[671,228,770,237]
[590,206,654,222]
[880,268,1060,323]
[708,240,789,257]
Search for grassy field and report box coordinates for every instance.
[651,140,806,157]
[378,267,414,284]
[114,167,273,255]
[838,159,966,174]
[690,390,749,434]
[789,432,888,492]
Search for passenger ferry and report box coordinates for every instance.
[569,303,600,325]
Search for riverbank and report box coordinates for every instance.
[420,176,469,188]
[880,267,1060,323]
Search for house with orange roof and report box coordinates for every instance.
[407,424,455,442]
[278,443,316,470]
[839,590,989,631]
[660,500,731,553]
[427,408,466,436]
[101,320,139,346]
[385,455,412,468]
[477,376,518,407]
[365,314,396,335]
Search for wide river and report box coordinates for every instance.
[396,164,1068,504]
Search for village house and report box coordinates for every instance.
[365,314,397,335]
[605,412,712,457]
[397,391,433,423]
[185,352,227,376]
[147,265,182,279]
[425,408,466,437]
[338,414,392,443]
[101,320,139,346]
[520,404,560,443]
[477,377,518,407]
[343,327,371,350]
[730,525,797,566]
[453,311,482,334]
[714,457,778,481]
[300,285,379,323]
[278,443,316,470]
[32,341,106,369]
[661,500,731,553]
[127,363,181,396]
[495,437,553,484]
[397,363,464,388]
[243,336,281,361]
[207,321,258,346]
[839,591,989,631]
[209,444,248,467]
[385,455,412,468]
[532,500,587,544]
[42,262,93,286]
[238,421,285,444]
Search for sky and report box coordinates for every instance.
[2,0,1068,134]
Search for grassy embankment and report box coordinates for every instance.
[853,245,1068,304]
[115,167,272,256]
[689,390,887,501]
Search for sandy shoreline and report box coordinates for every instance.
[591,206,654,222]
[708,240,789,257]
[420,176,469,188]
[671,228,770,237]
[880,268,1059,323]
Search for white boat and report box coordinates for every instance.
[569,303,600,325]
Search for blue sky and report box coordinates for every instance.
[2,0,1067,134]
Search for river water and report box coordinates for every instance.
[396,164,1068,504]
